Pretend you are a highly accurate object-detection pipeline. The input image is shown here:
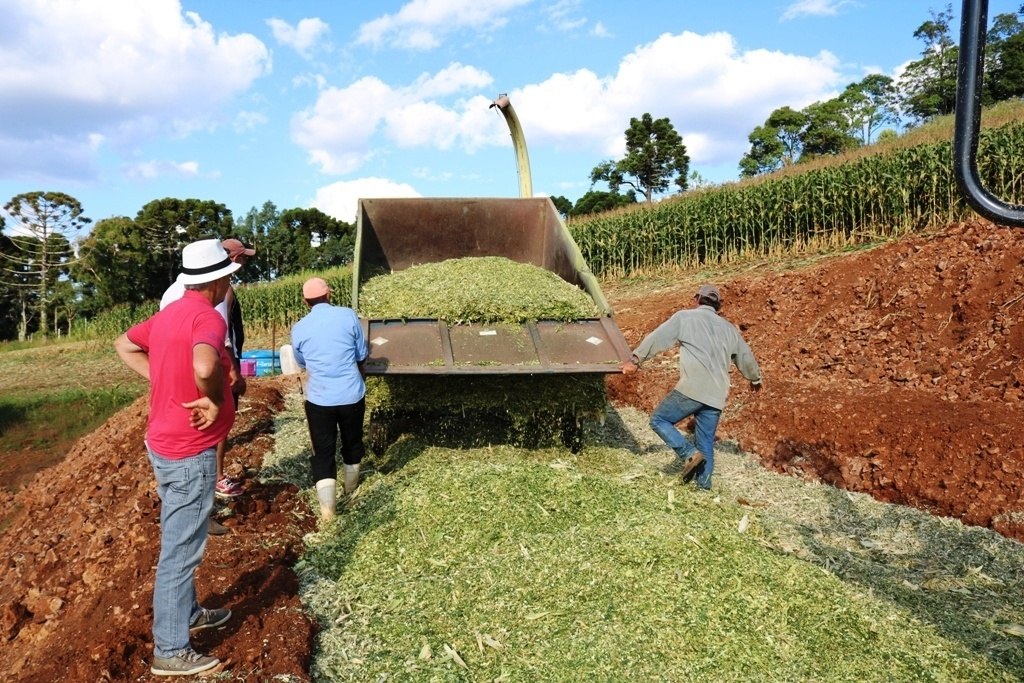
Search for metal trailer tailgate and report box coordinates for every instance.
[353,197,633,374]
[363,317,631,374]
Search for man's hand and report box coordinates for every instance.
[621,360,639,375]
[229,363,247,397]
[183,396,220,430]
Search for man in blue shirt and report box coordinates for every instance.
[291,277,369,521]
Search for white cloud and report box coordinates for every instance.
[267,17,330,57]
[124,159,202,180]
[294,29,844,179]
[312,177,421,223]
[0,0,270,183]
[412,63,493,98]
[291,66,497,173]
[356,0,533,50]
[543,0,586,32]
[511,31,842,167]
[234,111,268,133]
[591,22,611,38]
[781,0,857,21]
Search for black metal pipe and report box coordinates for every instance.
[953,0,1024,226]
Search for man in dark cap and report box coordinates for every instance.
[622,284,762,490]
[212,238,255,500]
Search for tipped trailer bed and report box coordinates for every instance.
[352,196,632,375]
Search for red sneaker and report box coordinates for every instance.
[215,477,244,499]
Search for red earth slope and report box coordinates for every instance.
[607,219,1024,539]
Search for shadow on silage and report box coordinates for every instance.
[792,478,1024,677]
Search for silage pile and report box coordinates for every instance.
[359,256,599,323]
[358,256,607,452]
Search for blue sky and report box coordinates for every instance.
[1,0,1020,229]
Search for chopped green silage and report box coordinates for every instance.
[356,256,608,450]
[358,256,600,323]
[263,391,1024,683]
[365,375,605,414]
[365,374,606,452]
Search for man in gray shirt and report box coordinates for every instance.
[622,284,762,490]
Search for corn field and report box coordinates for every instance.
[235,268,352,332]
[70,120,1024,339]
[569,121,1024,278]
[70,268,352,340]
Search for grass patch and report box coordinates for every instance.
[264,392,1024,682]
[0,339,145,401]
[0,386,143,490]
[0,338,145,491]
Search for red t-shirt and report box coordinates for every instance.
[127,290,235,459]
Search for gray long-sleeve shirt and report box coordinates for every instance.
[633,304,761,410]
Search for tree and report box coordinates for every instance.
[571,190,637,216]
[549,195,573,217]
[135,198,234,293]
[1,191,91,339]
[841,74,900,144]
[899,4,958,121]
[0,231,21,341]
[800,99,860,159]
[590,114,690,203]
[72,216,151,310]
[986,8,1024,102]
[738,106,807,177]
[265,208,354,278]
[233,201,280,283]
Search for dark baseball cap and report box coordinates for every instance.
[696,284,722,305]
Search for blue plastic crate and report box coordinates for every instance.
[242,349,281,376]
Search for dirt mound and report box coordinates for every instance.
[608,219,1024,539]
[0,379,317,682]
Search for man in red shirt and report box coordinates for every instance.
[115,239,240,677]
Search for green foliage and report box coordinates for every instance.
[841,74,900,144]
[987,8,1024,102]
[549,195,573,216]
[739,106,807,176]
[68,301,158,340]
[233,201,280,283]
[1,191,91,339]
[73,216,149,311]
[800,99,860,160]
[133,197,235,299]
[591,113,690,202]
[572,120,1024,277]
[254,207,356,280]
[359,257,598,324]
[284,413,1024,682]
[572,190,637,216]
[900,4,959,121]
[366,375,606,451]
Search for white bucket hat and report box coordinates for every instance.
[176,239,243,285]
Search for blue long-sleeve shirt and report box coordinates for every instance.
[291,303,368,407]
[633,304,761,410]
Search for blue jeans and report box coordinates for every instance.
[147,445,217,658]
[649,390,721,489]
